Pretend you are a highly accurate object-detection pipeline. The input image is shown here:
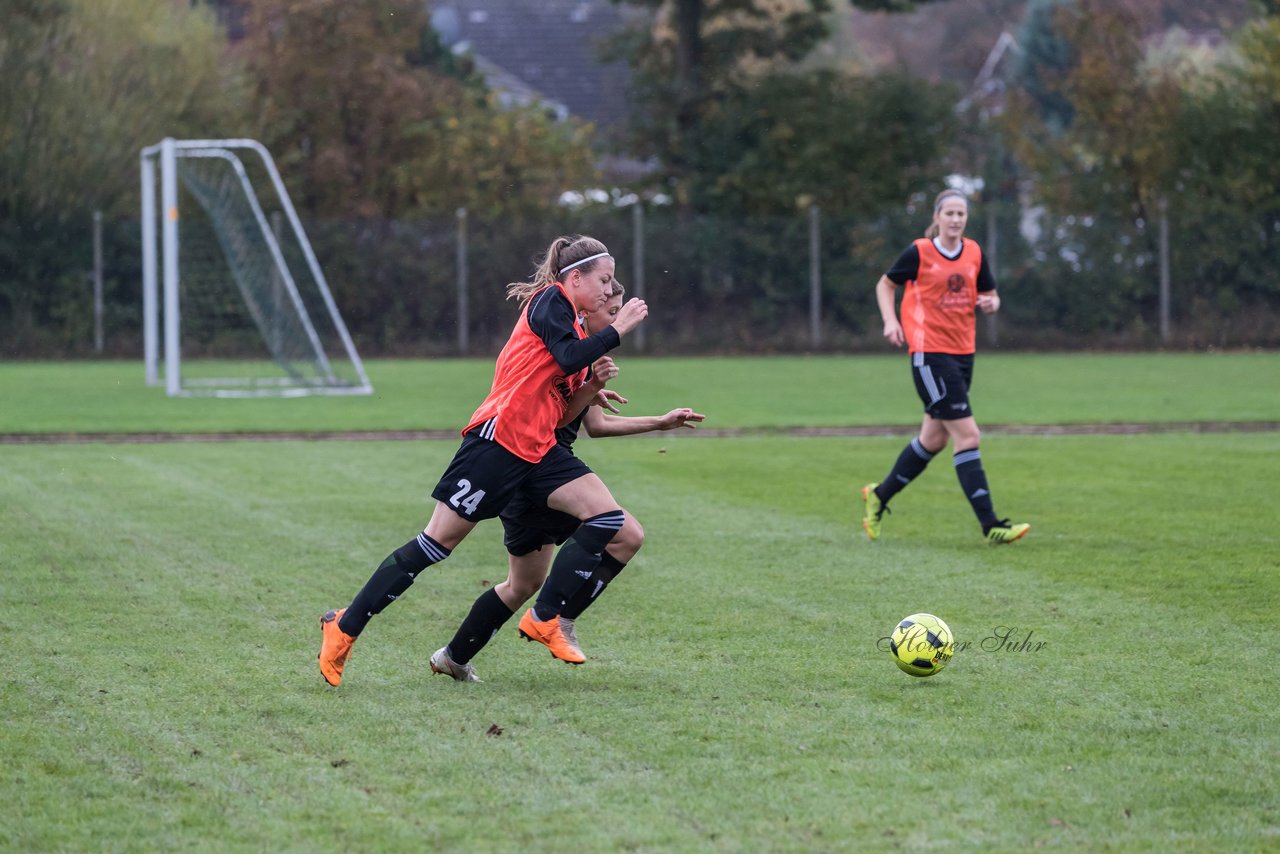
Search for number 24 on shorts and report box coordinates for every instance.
[448,479,486,516]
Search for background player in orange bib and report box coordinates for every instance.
[861,189,1030,545]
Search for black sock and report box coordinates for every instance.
[875,438,936,505]
[445,587,514,665]
[339,533,450,637]
[532,510,625,620]
[953,448,999,530]
[560,552,626,621]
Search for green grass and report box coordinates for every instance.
[2,354,1279,849]
[2,351,1278,434]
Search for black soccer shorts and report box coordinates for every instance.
[911,351,976,421]
[497,443,594,556]
[500,499,580,556]
[430,431,537,522]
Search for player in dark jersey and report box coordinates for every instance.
[317,235,648,687]
[428,286,704,681]
[860,189,1030,545]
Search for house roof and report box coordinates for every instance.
[431,0,635,128]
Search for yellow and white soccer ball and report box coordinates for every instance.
[889,613,955,677]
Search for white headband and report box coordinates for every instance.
[934,191,967,213]
[558,251,611,277]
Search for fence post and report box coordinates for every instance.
[632,202,646,352]
[93,210,104,354]
[1158,196,1170,344]
[985,202,999,347]
[456,207,469,355]
[809,204,821,349]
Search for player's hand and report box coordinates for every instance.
[658,408,705,430]
[610,298,648,336]
[588,356,619,390]
[976,292,1001,315]
[883,319,905,348]
[593,388,627,414]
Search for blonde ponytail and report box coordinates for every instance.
[506,235,612,305]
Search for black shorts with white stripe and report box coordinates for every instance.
[430,428,536,522]
[910,352,976,421]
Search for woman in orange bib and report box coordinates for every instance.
[317,235,648,687]
[860,189,1030,545]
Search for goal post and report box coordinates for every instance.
[140,137,372,397]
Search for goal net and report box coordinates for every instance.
[140,138,372,397]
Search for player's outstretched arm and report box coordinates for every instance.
[583,405,705,438]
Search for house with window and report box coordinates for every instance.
[430,0,635,130]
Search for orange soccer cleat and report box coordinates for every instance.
[318,608,356,686]
[517,609,585,665]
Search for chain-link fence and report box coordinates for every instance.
[7,198,1280,359]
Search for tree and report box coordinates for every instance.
[1167,13,1280,333]
[612,0,830,212]
[994,0,1280,340]
[613,0,953,215]
[693,70,956,217]
[0,0,243,221]
[1011,0,1075,132]
[997,2,1192,333]
[0,0,246,353]
[239,0,596,220]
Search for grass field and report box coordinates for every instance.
[2,355,1279,850]
[3,351,1279,435]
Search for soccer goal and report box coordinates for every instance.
[140,138,372,397]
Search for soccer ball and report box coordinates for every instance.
[889,613,955,677]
